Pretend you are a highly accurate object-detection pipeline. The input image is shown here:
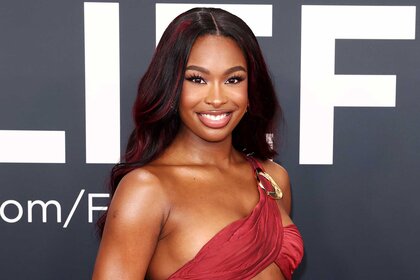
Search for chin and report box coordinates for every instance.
[196,128,234,143]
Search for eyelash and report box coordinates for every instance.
[185,74,245,84]
[185,74,205,84]
[226,75,245,84]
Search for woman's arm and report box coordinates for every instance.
[92,169,170,279]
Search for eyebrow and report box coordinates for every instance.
[185,65,247,75]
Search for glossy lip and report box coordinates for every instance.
[196,110,233,129]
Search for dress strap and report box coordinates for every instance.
[246,154,265,171]
[246,156,283,200]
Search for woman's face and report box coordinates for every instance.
[178,35,248,143]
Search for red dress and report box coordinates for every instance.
[167,156,304,279]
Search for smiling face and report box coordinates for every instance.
[178,35,248,143]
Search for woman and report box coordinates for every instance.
[93,7,303,280]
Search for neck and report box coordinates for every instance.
[162,127,242,167]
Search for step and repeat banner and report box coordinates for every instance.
[0,0,419,279]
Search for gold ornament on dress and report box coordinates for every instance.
[255,167,283,200]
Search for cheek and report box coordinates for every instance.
[230,84,248,107]
[179,83,201,115]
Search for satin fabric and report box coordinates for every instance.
[167,157,303,280]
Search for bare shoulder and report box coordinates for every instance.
[93,167,171,279]
[259,160,292,214]
[117,167,168,198]
[110,167,170,218]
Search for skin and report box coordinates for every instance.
[93,35,295,280]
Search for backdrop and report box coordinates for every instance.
[0,0,419,279]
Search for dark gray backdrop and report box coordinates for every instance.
[0,0,419,279]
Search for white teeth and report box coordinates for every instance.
[200,113,228,121]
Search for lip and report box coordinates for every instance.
[196,110,233,129]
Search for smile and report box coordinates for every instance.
[200,113,229,120]
[197,112,232,129]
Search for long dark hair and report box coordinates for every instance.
[97,7,282,235]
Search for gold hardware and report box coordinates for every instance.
[255,168,283,200]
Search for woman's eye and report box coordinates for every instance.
[186,75,206,84]
[225,76,244,84]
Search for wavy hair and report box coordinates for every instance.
[97,7,282,235]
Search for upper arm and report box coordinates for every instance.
[92,169,170,279]
[261,160,292,215]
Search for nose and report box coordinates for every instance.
[204,83,228,107]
